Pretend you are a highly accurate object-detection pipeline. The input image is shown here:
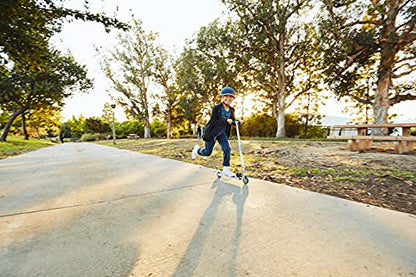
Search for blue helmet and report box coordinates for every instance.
[220,87,235,97]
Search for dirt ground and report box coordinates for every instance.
[97,139,416,215]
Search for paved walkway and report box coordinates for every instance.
[0,143,415,276]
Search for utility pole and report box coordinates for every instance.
[111,104,116,145]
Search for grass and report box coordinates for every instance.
[0,136,55,159]
[288,167,336,177]
[96,138,416,215]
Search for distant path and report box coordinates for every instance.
[0,143,415,276]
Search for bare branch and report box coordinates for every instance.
[342,20,383,28]
[390,93,416,105]
[392,62,415,72]
[396,55,416,64]
[398,0,413,13]
[392,69,415,79]
[398,28,416,45]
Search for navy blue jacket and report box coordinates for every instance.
[203,103,236,141]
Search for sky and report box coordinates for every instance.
[52,0,416,123]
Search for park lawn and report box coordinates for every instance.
[97,138,416,215]
[0,136,55,159]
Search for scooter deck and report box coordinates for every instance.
[216,170,249,185]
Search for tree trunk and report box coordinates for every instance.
[187,121,192,135]
[276,102,286,138]
[1,109,25,141]
[276,80,286,138]
[276,32,286,138]
[304,92,311,138]
[373,74,390,135]
[167,108,172,139]
[21,112,29,140]
[373,48,394,135]
[144,119,151,138]
[373,5,398,135]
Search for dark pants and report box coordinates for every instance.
[198,132,231,166]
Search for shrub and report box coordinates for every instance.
[84,117,111,134]
[81,133,97,142]
[116,120,144,138]
[237,112,325,138]
[151,120,167,138]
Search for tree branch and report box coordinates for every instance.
[389,93,416,105]
[342,20,383,28]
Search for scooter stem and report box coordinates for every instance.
[235,122,245,175]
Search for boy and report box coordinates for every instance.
[191,86,244,177]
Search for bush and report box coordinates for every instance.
[151,120,167,138]
[84,117,111,134]
[81,133,98,142]
[116,120,144,138]
[237,112,325,138]
[239,113,276,137]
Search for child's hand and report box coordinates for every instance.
[239,120,244,124]
[227,119,233,125]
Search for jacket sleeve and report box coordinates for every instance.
[210,105,221,120]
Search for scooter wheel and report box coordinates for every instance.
[243,175,249,185]
[216,171,222,178]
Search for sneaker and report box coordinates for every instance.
[222,166,236,178]
[192,145,200,160]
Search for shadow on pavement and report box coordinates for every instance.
[174,179,249,276]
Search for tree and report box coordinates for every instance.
[174,20,242,134]
[62,115,86,140]
[99,18,155,138]
[84,117,111,134]
[191,20,240,107]
[101,102,114,125]
[221,0,315,138]
[0,0,127,141]
[0,51,92,141]
[175,48,205,133]
[153,45,180,139]
[320,0,416,134]
[0,0,127,66]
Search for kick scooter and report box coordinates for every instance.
[216,121,249,185]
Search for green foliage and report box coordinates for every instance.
[220,0,318,137]
[284,114,303,138]
[60,122,72,139]
[175,20,240,127]
[81,134,98,142]
[60,115,85,140]
[153,45,181,139]
[150,120,167,138]
[0,109,10,128]
[0,0,125,141]
[240,113,276,137]
[83,117,111,134]
[0,0,127,65]
[101,102,115,125]
[239,112,324,138]
[319,0,416,124]
[116,120,144,138]
[98,17,154,138]
[0,50,93,141]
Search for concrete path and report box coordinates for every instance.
[0,143,415,277]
